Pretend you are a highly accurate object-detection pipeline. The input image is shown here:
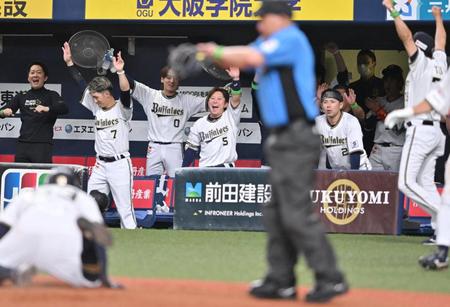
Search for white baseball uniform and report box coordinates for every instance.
[369,96,405,171]
[424,69,450,246]
[0,185,104,287]
[81,90,136,229]
[398,49,447,230]
[131,81,205,176]
[187,106,241,167]
[316,112,372,170]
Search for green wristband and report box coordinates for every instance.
[231,89,242,95]
[390,9,401,18]
[350,103,359,110]
[0,110,3,118]
[213,46,224,60]
[251,81,258,90]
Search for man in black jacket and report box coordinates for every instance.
[0,62,68,163]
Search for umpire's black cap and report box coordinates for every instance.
[255,0,293,17]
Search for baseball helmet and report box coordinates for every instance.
[46,166,81,187]
[89,190,110,213]
[413,32,434,58]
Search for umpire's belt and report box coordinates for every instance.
[406,120,436,127]
[98,154,126,162]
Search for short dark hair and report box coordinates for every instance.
[382,64,404,88]
[28,61,49,77]
[321,89,343,102]
[357,49,376,63]
[160,66,170,79]
[205,87,230,110]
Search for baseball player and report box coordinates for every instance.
[183,69,242,167]
[367,65,405,171]
[118,58,207,177]
[62,42,137,229]
[385,68,450,269]
[316,89,372,170]
[383,1,447,244]
[0,167,118,288]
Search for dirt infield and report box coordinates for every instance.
[1,276,450,307]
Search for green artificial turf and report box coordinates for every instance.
[108,229,450,293]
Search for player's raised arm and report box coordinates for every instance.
[197,43,265,69]
[382,0,417,57]
[62,42,87,91]
[433,6,446,51]
[113,51,131,109]
[226,66,242,109]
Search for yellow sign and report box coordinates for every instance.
[322,179,363,226]
[0,0,52,19]
[86,0,353,21]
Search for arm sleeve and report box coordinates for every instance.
[185,95,207,117]
[252,35,295,67]
[120,90,131,109]
[68,65,88,92]
[80,88,98,114]
[182,147,198,167]
[130,80,157,108]
[48,91,69,115]
[349,152,361,170]
[432,50,448,81]
[409,49,427,72]
[227,104,242,125]
[5,94,20,114]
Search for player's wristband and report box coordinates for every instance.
[230,80,242,95]
[0,110,3,118]
[117,70,125,75]
[350,103,359,110]
[390,9,401,18]
[251,81,258,90]
[213,46,224,61]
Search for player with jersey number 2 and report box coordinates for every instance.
[62,42,137,230]
[382,0,447,244]
[182,67,242,168]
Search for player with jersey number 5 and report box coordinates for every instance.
[382,0,447,244]
[182,67,241,168]
[117,57,208,177]
[62,42,137,229]
[385,69,450,270]
[316,89,372,170]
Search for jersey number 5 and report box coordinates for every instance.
[222,137,228,146]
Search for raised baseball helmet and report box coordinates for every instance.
[90,190,110,213]
[47,166,81,187]
[413,32,434,58]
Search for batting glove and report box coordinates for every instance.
[384,107,414,129]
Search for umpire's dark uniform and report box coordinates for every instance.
[250,7,346,299]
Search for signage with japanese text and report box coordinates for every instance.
[386,0,450,21]
[0,0,52,19]
[86,0,353,21]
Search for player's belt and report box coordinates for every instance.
[98,154,126,162]
[151,141,174,145]
[376,143,402,147]
[406,120,435,127]
[210,162,235,168]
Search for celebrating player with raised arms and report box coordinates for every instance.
[117,57,208,177]
[62,42,137,230]
[182,67,241,168]
[382,0,447,244]
[316,89,371,170]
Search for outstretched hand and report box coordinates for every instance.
[112,51,125,72]
[226,67,240,80]
[432,6,442,19]
[382,0,394,10]
[62,42,73,66]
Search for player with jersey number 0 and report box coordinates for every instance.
[182,67,242,168]
[62,42,137,230]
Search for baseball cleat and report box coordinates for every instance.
[418,253,449,270]
[12,264,37,287]
[249,279,297,300]
[421,235,437,246]
[305,279,349,303]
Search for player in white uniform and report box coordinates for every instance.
[118,58,206,177]
[316,89,371,170]
[63,43,137,229]
[386,69,450,269]
[0,167,117,288]
[183,68,242,167]
[367,65,405,171]
[383,1,447,243]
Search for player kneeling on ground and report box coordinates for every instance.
[316,89,372,170]
[182,67,242,168]
[0,167,119,288]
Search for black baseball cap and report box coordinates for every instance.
[255,0,293,17]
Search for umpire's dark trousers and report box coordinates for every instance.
[263,119,342,286]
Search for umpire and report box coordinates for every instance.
[197,0,348,303]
